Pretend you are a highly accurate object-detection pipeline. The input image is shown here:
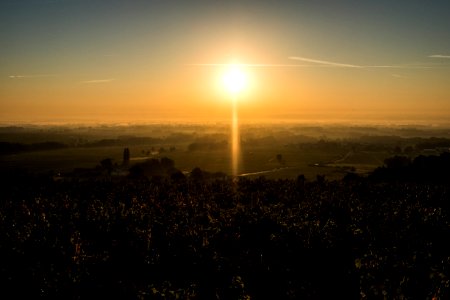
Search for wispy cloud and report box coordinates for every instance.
[429,54,450,59]
[289,56,436,69]
[82,79,115,84]
[186,63,312,67]
[289,56,362,68]
[187,56,439,70]
[8,74,57,79]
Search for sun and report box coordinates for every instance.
[222,64,248,95]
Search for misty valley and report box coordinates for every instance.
[1,123,450,298]
[2,123,450,180]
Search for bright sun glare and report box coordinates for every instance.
[222,64,247,95]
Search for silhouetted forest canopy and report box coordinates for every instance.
[1,160,449,298]
[0,141,67,155]
[371,153,450,183]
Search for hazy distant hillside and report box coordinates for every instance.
[1,124,450,180]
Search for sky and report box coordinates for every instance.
[1,0,450,124]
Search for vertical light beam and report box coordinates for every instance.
[222,63,246,178]
[231,95,240,177]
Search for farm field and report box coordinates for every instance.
[1,123,448,180]
[0,143,392,180]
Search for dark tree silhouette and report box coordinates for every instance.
[100,158,114,175]
[276,153,284,165]
[123,147,130,166]
[190,167,204,181]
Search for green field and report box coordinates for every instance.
[3,123,446,180]
[0,143,391,180]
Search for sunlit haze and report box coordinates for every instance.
[1,0,450,125]
[223,64,248,95]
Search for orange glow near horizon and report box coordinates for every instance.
[1,60,450,125]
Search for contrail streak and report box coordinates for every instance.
[289,56,435,69]
[186,63,314,67]
[429,54,450,59]
[8,74,57,79]
[289,56,362,68]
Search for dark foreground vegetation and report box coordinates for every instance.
[1,165,449,299]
